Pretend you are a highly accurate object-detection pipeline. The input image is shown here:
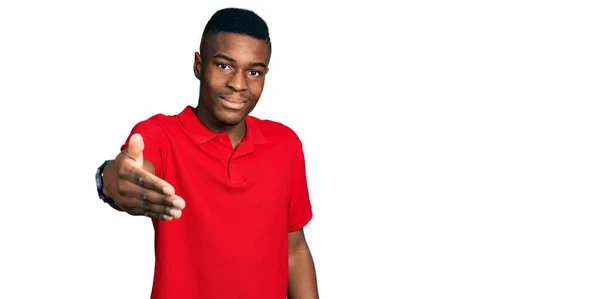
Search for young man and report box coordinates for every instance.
[94,8,319,299]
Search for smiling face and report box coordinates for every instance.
[194,32,270,131]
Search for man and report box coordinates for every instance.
[94,8,319,299]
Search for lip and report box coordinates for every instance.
[219,95,246,110]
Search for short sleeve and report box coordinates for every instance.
[120,119,167,178]
[287,139,313,232]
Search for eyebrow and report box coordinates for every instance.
[214,53,267,68]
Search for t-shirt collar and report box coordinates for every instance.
[178,105,266,145]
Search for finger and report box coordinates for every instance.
[118,195,181,219]
[128,207,173,221]
[146,211,173,221]
[125,199,181,219]
[141,199,182,219]
[124,134,145,168]
[116,179,185,209]
[116,162,177,198]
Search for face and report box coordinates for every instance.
[194,32,270,128]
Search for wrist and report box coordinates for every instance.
[96,160,115,204]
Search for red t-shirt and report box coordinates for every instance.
[120,106,313,299]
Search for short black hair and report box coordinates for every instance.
[200,8,271,55]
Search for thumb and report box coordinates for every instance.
[126,133,145,168]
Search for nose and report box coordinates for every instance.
[226,69,248,92]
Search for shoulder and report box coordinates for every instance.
[132,112,181,134]
[249,116,303,148]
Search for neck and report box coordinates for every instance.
[193,102,246,145]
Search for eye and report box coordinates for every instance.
[248,70,262,77]
[217,63,231,70]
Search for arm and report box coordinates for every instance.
[287,229,319,299]
[285,130,318,298]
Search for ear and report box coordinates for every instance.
[193,52,203,80]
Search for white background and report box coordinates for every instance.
[1,0,599,298]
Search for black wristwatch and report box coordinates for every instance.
[96,160,115,204]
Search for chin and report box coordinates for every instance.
[214,110,246,126]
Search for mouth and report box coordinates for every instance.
[219,95,247,110]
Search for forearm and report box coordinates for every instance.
[287,247,319,299]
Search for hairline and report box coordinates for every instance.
[199,31,272,58]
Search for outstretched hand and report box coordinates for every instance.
[103,133,185,220]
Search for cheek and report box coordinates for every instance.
[249,80,265,99]
[204,69,227,89]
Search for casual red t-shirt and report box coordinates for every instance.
[120,106,313,299]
